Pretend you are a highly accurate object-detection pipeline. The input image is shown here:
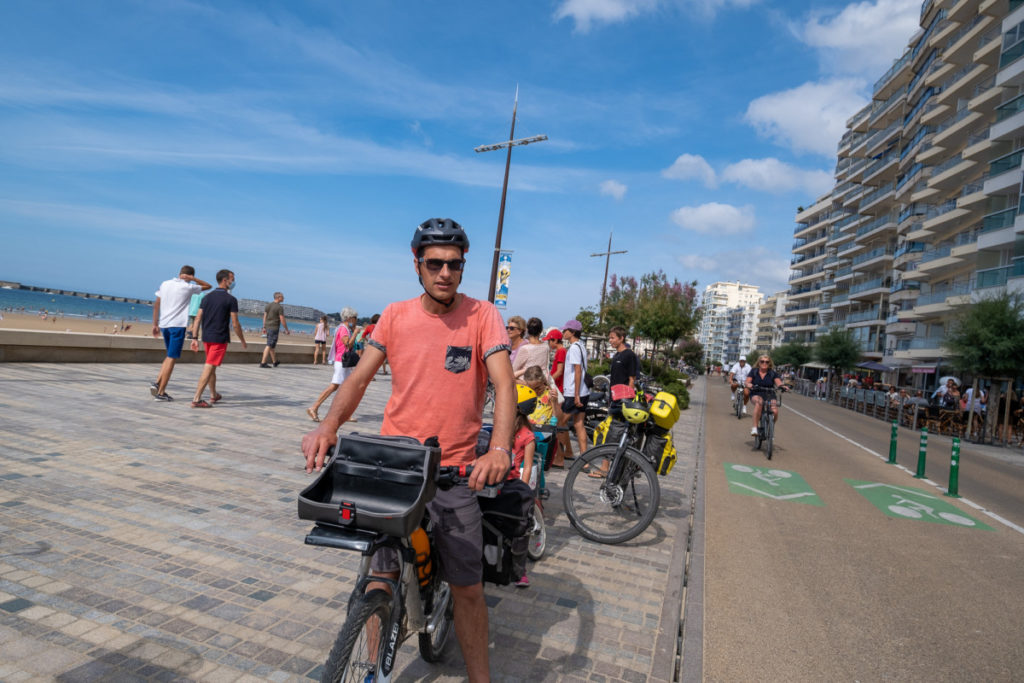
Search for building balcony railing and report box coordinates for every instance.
[916,280,973,305]
[859,182,895,211]
[995,92,1024,124]
[890,281,922,293]
[977,260,1024,288]
[894,242,925,259]
[982,207,1017,233]
[988,148,1024,177]
[874,49,912,95]
[852,246,894,266]
[931,153,964,176]
[895,337,945,351]
[850,277,887,295]
[847,308,884,324]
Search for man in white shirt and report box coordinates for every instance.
[151,265,211,401]
[728,358,752,415]
[561,319,591,457]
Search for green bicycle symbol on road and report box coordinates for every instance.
[847,480,992,530]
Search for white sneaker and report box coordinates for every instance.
[751,427,758,435]
[742,406,747,415]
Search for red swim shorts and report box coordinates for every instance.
[204,342,227,366]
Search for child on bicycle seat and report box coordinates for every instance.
[512,384,538,489]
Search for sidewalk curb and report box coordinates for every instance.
[650,376,705,682]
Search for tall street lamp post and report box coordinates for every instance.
[591,231,628,326]
[475,89,548,302]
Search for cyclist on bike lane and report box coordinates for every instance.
[744,355,785,437]
[727,357,752,415]
[301,218,516,682]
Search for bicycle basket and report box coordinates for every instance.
[297,433,441,537]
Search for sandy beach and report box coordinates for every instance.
[0,312,316,344]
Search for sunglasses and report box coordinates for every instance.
[758,360,770,364]
[506,325,521,331]
[418,257,465,273]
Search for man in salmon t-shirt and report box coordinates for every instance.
[301,217,515,682]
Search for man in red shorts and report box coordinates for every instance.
[302,218,515,682]
[189,269,247,408]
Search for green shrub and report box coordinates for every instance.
[663,381,690,410]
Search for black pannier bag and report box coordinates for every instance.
[477,478,533,585]
[297,433,441,537]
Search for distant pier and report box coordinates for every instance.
[0,282,153,305]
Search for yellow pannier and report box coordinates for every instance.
[649,391,680,430]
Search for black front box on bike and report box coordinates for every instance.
[297,433,442,537]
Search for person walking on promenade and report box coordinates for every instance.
[151,265,211,401]
[561,319,591,458]
[312,315,329,364]
[259,292,289,368]
[188,270,247,408]
[306,307,360,422]
[302,217,514,682]
[608,326,639,391]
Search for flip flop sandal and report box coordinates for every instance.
[211,393,223,403]
[588,469,610,479]
[306,407,320,422]
[191,400,211,409]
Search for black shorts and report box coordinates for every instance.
[561,394,590,415]
[370,485,483,586]
[314,339,326,346]
[265,328,280,348]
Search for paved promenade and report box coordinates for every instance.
[0,362,704,681]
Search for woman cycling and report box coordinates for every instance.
[745,355,785,437]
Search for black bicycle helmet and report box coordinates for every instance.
[411,218,470,253]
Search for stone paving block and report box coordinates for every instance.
[0,363,703,681]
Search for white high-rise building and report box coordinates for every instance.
[786,0,1024,388]
[698,281,764,366]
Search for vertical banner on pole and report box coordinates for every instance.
[494,251,512,310]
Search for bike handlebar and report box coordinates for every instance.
[436,465,503,497]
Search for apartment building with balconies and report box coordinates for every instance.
[787,0,1019,387]
[697,281,764,366]
[756,290,788,353]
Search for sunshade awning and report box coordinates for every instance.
[802,361,829,369]
[857,361,893,372]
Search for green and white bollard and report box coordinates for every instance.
[888,421,898,464]
[914,427,928,479]
[946,437,961,498]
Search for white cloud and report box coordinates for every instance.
[670,202,755,235]
[721,158,834,195]
[599,179,628,200]
[662,153,717,187]
[677,246,790,293]
[554,0,658,32]
[800,0,920,76]
[745,79,868,157]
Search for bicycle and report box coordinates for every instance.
[732,384,744,420]
[299,434,515,683]
[562,400,661,544]
[750,386,783,460]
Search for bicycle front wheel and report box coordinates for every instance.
[418,580,453,663]
[765,415,775,460]
[527,501,547,560]
[563,444,660,545]
[321,589,392,683]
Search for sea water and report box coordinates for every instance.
[0,288,317,334]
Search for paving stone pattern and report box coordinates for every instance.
[0,362,702,681]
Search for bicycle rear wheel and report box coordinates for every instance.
[418,580,453,662]
[321,589,392,683]
[527,501,546,560]
[563,444,660,545]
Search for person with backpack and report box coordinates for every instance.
[561,319,591,458]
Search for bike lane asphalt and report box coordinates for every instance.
[0,362,703,682]
[701,380,1024,682]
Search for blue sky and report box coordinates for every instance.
[0,0,921,324]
